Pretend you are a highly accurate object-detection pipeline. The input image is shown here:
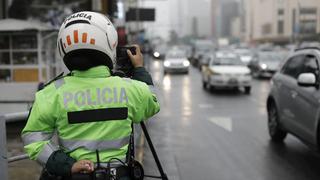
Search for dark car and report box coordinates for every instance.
[248,51,287,78]
[152,44,167,60]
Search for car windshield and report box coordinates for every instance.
[211,56,243,66]
[235,49,252,56]
[166,51,186,59]
[195,41,215,51]
[259,53,283,62]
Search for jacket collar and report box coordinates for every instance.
[72,66,111,78]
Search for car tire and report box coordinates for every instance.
[268,102,287,142]
[244,86,251,94]
[208,85,215,92]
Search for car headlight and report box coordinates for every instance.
[260,63,267,70]
[153,52,160,58]
[164,61,170,67]
[183,61,190,67]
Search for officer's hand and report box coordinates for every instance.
[71,160,94,174]
[127,44,144,68]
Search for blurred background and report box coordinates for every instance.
[1,0,320,180]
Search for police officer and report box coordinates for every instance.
[21,11,160,179]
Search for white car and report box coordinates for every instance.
[202,52,252,94]
[163,50,190,74]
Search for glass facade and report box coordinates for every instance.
[12,35,37,49]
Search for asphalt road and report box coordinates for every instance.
[142,59,320,180]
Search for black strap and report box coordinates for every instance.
[43,72,72,88]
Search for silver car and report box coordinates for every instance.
[163,50,190,74]
[267,47,320,149]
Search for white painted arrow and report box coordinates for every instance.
[208,117,233,132]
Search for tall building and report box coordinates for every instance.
[243,0,320,44]
[211,0,219,39]
[211,0,241,41]
[140,0,212,40]
[220,1,239,38]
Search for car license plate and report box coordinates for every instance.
[172,63,182,66]
[228,78,238,85]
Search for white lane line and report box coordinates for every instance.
[199,104,214,109]
[208,117,233,132]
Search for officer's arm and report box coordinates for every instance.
[21,92,76,176]
[128,45,159,121]
[132,67,154,85]
[132,81,160,123]
[128,44,153,85]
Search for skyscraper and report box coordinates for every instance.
[211,0,219,39]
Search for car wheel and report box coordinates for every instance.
[268,102,287,142]
[208,85,215,92]
[244,86,251,94]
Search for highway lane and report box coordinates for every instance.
[143,59,320,180]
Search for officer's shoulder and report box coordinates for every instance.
[120,77,148,87]
[41,72,70,90]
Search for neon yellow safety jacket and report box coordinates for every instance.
[21,66,160,173]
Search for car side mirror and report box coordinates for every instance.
[297,73,317,87]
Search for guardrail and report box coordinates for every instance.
[0,111,29,180]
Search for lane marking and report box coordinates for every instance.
[208,117,232,132]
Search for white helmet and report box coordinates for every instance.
[57,11,118,70]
